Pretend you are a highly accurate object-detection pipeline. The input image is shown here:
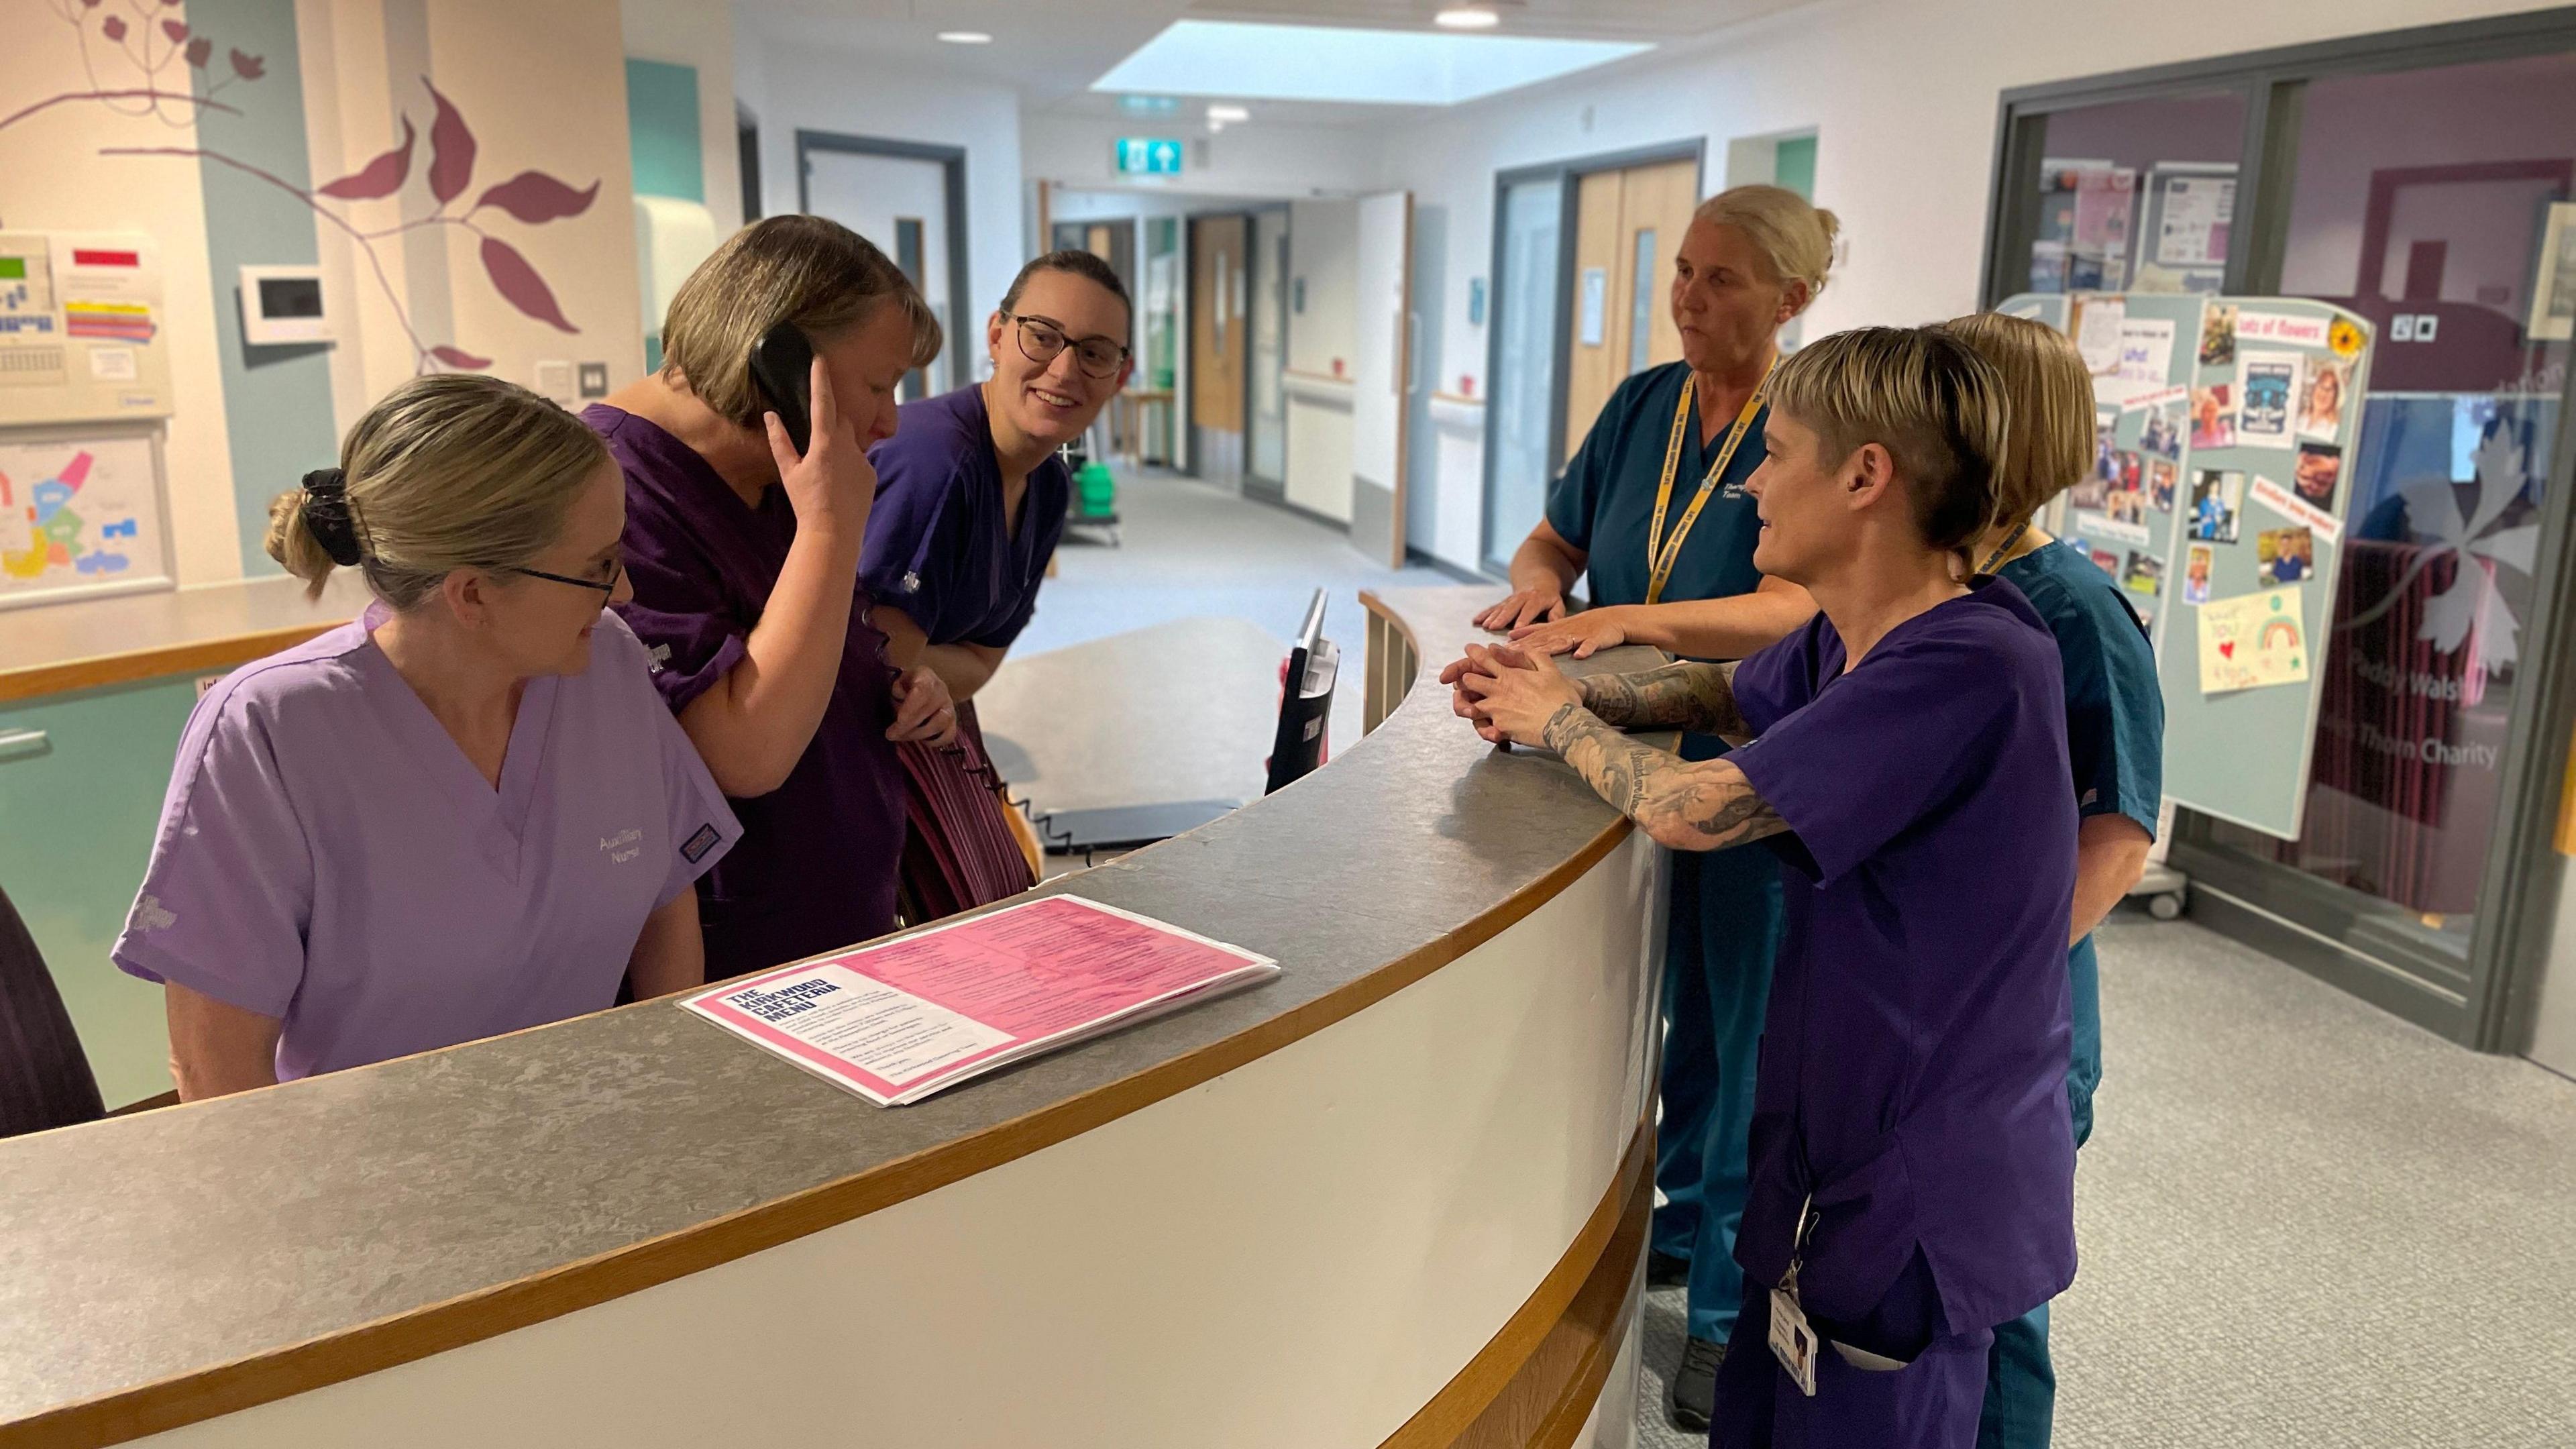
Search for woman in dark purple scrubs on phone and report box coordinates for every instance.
[588,217,961,980]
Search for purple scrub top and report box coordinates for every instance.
[861,384,1070,649]
[588,405,910,980]
[1723,579,2080,1337]
[112,608,738,1082]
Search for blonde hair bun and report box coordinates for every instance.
[1696,184,1838,309]
[269,373,610,605]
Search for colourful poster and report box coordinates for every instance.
[2198,589,2310,694]
[0,433,166,603]
[2236,351,2302,449]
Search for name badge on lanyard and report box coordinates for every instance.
[1768,1191,1821,1395]
[1644,363,1774,606]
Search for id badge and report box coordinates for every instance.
[1768,1285,1819,1397]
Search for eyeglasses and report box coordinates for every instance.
[1004,312,1129,380]
[507,558,624,596]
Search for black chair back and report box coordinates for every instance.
[0,882,106,1138]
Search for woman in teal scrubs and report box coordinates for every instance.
[1453,183,1838,1433]
[1939,313,2162,1449]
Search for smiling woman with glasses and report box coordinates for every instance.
[861,248,1136,922]
[113,374,740,1100]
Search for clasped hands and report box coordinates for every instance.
[1439,643,1585,749]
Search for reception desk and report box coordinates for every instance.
[0,586,1670,1449]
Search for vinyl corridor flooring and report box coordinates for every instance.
[1630,912,2576,1448]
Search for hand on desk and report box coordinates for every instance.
[1508,607,1629,660]
[1442,643,1582,749]
[1472,587,1566,634]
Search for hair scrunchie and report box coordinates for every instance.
[299,468,365,568]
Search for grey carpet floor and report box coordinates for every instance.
[1630,912,2576,1448]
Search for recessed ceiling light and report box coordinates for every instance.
[1207,103,1250,123]
[936,30,993,44]
[1434,7,1500,28]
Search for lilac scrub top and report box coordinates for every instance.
[111,608,739,1083]
[588,405,910,980]
[861,383,1070,649]
[1722,579,2080,1338]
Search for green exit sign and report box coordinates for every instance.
[1116,138,1184,175]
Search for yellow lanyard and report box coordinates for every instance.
[1645,364,1774,605]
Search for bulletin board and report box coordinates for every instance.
[2001,291,2377,841]
[0,425,176,610]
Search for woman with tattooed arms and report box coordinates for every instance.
[1449,327,2078,1449]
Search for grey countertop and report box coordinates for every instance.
[0,586,1662,1436]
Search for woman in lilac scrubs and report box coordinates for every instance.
[114,376,739,1099]
[591,217,959,980]
[1454,328,2078,1448]
[861,250,1130,915]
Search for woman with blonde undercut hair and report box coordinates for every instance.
[115,374,739,1099]
[1449,182,1837,1430]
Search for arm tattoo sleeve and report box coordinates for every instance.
[1540,705,1786,851]
[1574,661,1747,738]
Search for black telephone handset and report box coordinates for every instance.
[747,321,815,456]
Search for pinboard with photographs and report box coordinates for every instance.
[2000,290,2376,840]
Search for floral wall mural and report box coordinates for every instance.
[15,1,601,375]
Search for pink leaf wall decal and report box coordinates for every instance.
[101,15,125,41]
[185,36,211,68]
[474,170,599,224]
[430,345,494,370]
[316,115,415,199]
[161,19,187,43]
[480,237,575,333]
[231,50,266,80]
[424,80,476,205]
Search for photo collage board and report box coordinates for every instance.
[1999,291,2376,841]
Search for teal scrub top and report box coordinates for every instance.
[1998,536,2165,1144]
[1544,361,1769,614]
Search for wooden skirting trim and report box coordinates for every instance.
[1379,1114,1652,1449]
[8,731,1639,1444]
[0,628,341,705]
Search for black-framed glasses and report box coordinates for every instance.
[1004,311,1128,380]
[506,559,624,596]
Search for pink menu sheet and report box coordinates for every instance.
[680,895,1279,1106]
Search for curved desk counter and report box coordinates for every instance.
[0,586,1670,1449]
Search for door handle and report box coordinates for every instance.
[0,729,50,763]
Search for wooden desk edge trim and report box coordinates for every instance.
[0,625,349,705]
[8,616,1641,1448]
[1377,1115,1652,1449]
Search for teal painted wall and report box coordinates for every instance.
[627,58,702,370]
[1775,134,1817,201]
[0,679,207,1107]
[626,59,703,203]
[192,0,341,579]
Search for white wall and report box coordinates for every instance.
[1372,0,2553,572]
[734,34,1026,335]
[1285,198,1358,521]
[620,0,744,237]
[1025,114,1380,200]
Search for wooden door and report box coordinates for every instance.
[1559,157,1701,466]
[1625,158,1699,379]
[1190,215,1248,435]
[1561,171,1624,468]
